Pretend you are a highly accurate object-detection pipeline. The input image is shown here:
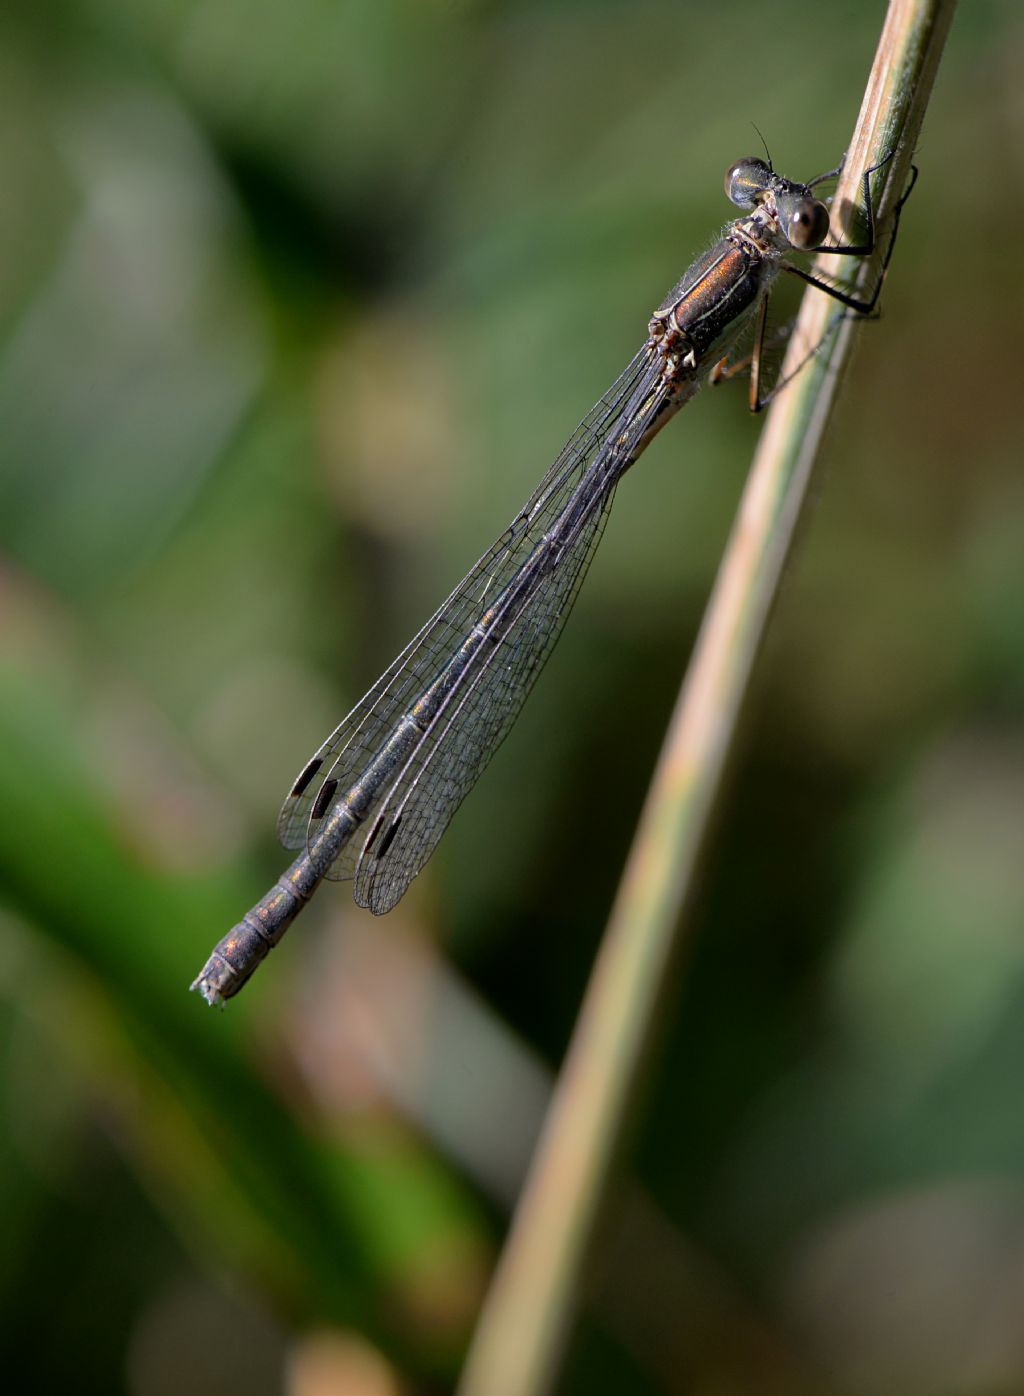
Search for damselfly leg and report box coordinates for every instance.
[710,154,918,411]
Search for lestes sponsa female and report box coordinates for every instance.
[193,151,915,1005]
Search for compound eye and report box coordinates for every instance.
[783,196,830,249]
[724,157,772,209]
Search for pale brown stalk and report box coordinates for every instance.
[456,2,959,1393]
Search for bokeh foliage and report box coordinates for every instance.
[1,1,1022,1392]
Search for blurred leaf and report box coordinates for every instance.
[0,578,485,1380]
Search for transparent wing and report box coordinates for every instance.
[350,366,674,913]
[353,492,611,911]
[277,344,657,855]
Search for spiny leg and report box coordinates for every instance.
[783,160,919,314]
[710,301,832,415]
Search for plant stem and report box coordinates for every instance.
[456,2,958,1393]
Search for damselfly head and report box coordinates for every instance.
[775,188,830,249]
[726,157,831,250]
[724,157,773,208]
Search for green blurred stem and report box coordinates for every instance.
[456,1,958,1392]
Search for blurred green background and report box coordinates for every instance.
[1,1,1023,1392]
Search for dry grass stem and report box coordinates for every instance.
[456,2,959,1394]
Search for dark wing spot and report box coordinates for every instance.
[363,814,383,853]
[290,757,323,798]
[311,778,339,820]
[376,816,401,859]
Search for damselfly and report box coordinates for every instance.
[192,151,915,1005]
